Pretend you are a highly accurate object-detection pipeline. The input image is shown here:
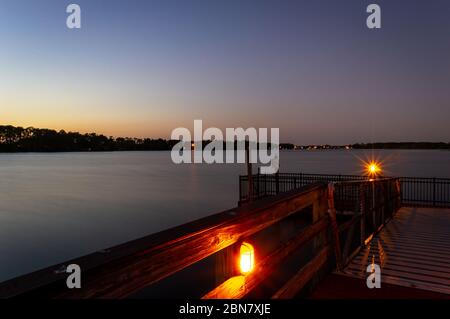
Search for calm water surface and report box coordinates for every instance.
[1,150,449,281]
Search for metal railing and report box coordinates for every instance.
[400,177,450,207]
[239,173,450,208]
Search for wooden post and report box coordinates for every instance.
[326,183,342,271]
[309,189,330,290]
[215,246,235,287]
[313,188,328,253]
[312,189,327,223]
[382,182,385,221]
[395,179,401,211]
[372,181,376,231]
[246,144,253,202]
[342,222,356,266]
[360,184,366,246]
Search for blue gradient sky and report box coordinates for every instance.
[1,0,449,144]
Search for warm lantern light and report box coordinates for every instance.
[366,161,381,178]
[239,242,255,274]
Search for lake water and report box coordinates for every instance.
[1,149,449,281]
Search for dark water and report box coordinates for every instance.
[0,149,449,281]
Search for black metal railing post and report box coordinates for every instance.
[275,171,280,194]
[256,170,260,199]
[433,177,436,207]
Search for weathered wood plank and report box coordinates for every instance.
[341,207,450,295]
[348,260,450,279]
[352,254,450,271]
[272,246,330,299]
[346,264,450,286]
[342,220,357,265]
[326,184,342,271]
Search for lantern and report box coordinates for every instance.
[239,242,255,274]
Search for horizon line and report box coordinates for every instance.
[1,124,449,146]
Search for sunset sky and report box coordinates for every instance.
[1,0,449,144]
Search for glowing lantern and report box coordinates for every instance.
[366,161,381,178]
[239,242,255,275]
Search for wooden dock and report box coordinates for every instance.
[341,206,450,295]
[0,175,449,299]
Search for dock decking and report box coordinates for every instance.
[341,207,450,295]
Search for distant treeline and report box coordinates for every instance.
[352,142,450,150]
[0,125,272,152]
[0,125,178,152]
[1,125,449,152]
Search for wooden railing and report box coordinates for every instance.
[204,185,332,299]
[0,179,401,299]
[332,178,401,268]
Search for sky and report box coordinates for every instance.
[0,0,449,144]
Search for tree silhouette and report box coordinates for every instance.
[0,125,179,152]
